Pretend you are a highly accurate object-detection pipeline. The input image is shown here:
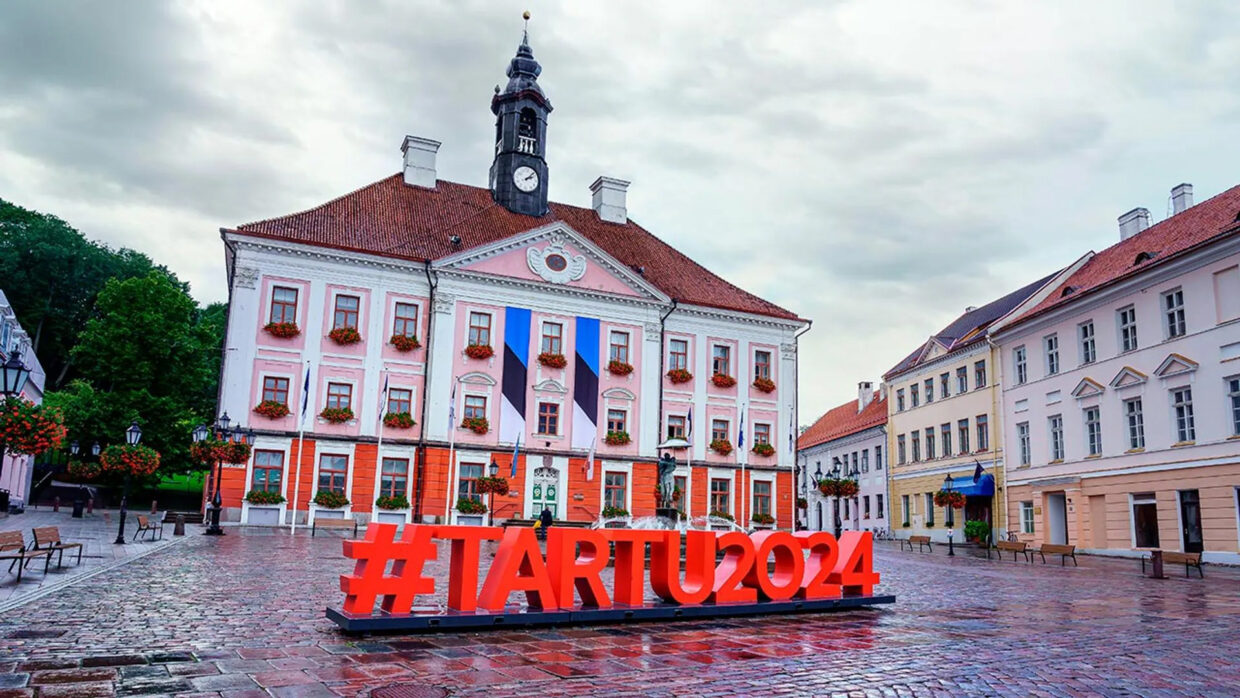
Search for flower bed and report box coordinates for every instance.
[456,497,487,515]
[751,442,775,457]
[537,352,567,369]
[328,326,362,345]
[711,373,737,389]
[376,494,410,510]
[263,321,300,339]
[607,360,633,376]
[934,490,966,509]
[253,400,290,419]
[390,334,421,352]
[245,490,285,505]
[460,417,489,434]
[100,444,161,477]
[190,439,252,465]
[751,512,775,525]
[320,407,354,424]
[465,344,494,360]
[314,490,349,508]
[383,411,415,429]
[752,376,776,393]
[604,430,630,446]
[666,368,693,384]
[709,439,733,456]
[475,476,510,496]
[601,506,629,519]
[0,397,66,456]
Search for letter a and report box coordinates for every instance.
[478,526,558,611]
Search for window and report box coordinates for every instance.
[318,454,348,496]
[270,287,298,324]
[976,415,989,451]
[1118,305,1138,352]
[860,449,869,472]
[710,478,731,513]
[609,331,630,364]
[1079,321,1096,364]
[754,350,771,380]
[897,435,906,464]
[940,373,951,398]
[910,384,920,408]
[1163,288,1186,338]
[844,498,850,518]
[956,367,968,394]
[1045,334,1060,376]
[541,322,563,355]
[875,445,883,470]
[458,463,483,503]
[537,402,560,435]
[924,493,935,526]
[607,409,627,433]
[1049,415,1064,461]
[667,415,686,439]
[1125,398,1145,450]
[604,472,627,510]
[941,423,952,457]
[712,345,731,377]
[863,496,871,519]
[974,360,987,389]
[464,395,487,420]
[669,339,688,371]
[387,388,412,415]
[1084,406,1102,456]
[876,494,884,519]
[1017,422,1031,466]
[379,458,409,498]
[1014,346,1027,385]
[333,295,360,330]
[753,481,771,518]
[911,432,921,462]
[1132,493,1160,548]
[252,450,283,493]
[468,312,492,347]
[754,423,771,445]
[1020,501,1034,534]
[393,302,419,338]
[325,382,352,411]
[851,452,859,473]
[896,389,906,412]
[674,476,687,514]
[711,419,729,443]
[1172,387,1195,442]
[901,495,910,525]
[924,378,934,403]
[925,428,936,459]
[262,376,290,406]
[1229,377,1240,436]
[958,419,970,454]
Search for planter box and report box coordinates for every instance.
[247,506,281,526]
[315,508,345,519]
[375,510,408,525]
[456,514,484,526]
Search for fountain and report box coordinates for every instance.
[591,448,749,534]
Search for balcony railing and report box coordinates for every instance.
[517,136,537,154]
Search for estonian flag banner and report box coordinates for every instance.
[571,316,600,450]
[500,307,531,444]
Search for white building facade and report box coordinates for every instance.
[798,383,888,535]
[0,289,46,508]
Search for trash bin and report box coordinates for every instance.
[72,498,85,518]
[0,489,9,514]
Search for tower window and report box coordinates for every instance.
[518,108,538,153]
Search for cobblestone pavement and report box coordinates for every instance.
[0,526,1237,697]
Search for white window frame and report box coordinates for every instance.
[1016,422,1030,466]
[1049,414,1064,461]
[1171,386,1196,443]
[1020,501,1035,534]
[1084,405,1102,456]
[1079,321,1096,365]
[1118,305,1138,352]
[1162,287,1186,339]
[1014,346,1027,385]
[1124,397,1146,450]
[1044,334,1060,376]
[1228,376,1240,437]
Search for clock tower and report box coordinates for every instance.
[489,20,552,217]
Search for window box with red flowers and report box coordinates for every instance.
[752,376,776,393]
[476,476,510,496]
[320,407,354,424]
[314,490,349,509]
[751,442,776,457]
[709,439,733,456]
[460,417,489,435]
[328,326,362,345]
[465,344,494,360]
[253,400,290,420]
[383,412,416,429]
[607,360,634,376]
[751,512,776,526]
[375,494,410,510]
[537,352,567,369]
[390,334,421,352]
[711,373,737,389]
[456,497,487,515]
[245,490,286,505]
[263,322,301,339]
[666,368,693,384]
[604,430,630,446]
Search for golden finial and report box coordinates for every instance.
[523,10,531,20]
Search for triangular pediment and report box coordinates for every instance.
[1108,366,1148,389]
[919,337,949,362]
[1154,352,1199,378]
[436,223,668,302]
[1071,377,1105,399]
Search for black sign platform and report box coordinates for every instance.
[326,594,895,634]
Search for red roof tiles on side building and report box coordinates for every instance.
[798,392,887,451]
[225,175,802,322]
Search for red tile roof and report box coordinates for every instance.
[226,175,802,321]
[798,392,886,450]
[1009,184,1240,327]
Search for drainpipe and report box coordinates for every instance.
[792,319,813,531]
[986,334,1007,542]
[413,261,438,522]
[655,300,678,445]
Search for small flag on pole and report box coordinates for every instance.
[687,405,693,438]
[299,362,312,427]
[447,381,457,430]
[737,406,745,449]
[789,407,795,452]
[973,460,984,483]
[511,436,521,478]
[378,372,389,420]
[586,436,596,481]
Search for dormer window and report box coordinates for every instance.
[1133,251,1156,266]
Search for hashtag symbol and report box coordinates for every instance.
[340,523,437,615]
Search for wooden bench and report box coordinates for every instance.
[134,514,164,541]
[311,517,358,537]
[0,531,53,582]
[1032,543,1078,566]
[1142,550,1204,578]
[900,535,933,553]
[989,540,1030,562]
[31,527,83,568]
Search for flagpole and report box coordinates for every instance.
[739,405,747,525]
[445,378,458,522]
[375,371,387,515]
[290,360,311,535]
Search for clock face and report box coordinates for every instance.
[513,166,539,192]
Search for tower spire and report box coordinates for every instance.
[522,10,530,45]
[489,11,553,217]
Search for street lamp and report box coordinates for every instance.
[114,421,142,545]
[944,474,955,557]
[488,460,500,525]
[0,353,31,498]
[830,457,843,539]
[197,412,241,536]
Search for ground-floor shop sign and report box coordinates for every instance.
[326,524,894,632]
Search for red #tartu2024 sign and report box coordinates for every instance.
[338,524,880,617]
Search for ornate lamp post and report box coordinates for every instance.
[487,459,500,524]
[194,413,255,536]
[830,458,843,539]
[111,421,143,545]
[944,474,956,557]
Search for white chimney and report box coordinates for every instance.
[590,176,630,224]
[857,381,874,413]
[1171,183,1193,214]
[401,136,440,189]
[1118,207,1151,241]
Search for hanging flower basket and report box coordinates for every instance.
[607,360,634,376]
[465,344,494,360]
[751,512,775,525]
[934,490,966,509]
[190,439,253,465]
[604,430,630,446]
[328,326,362,345]
[390,334,421,352]
[751,442,776,457]
[476,476,510,496]
[376,494,410,510]
[666,368,693,384]
[711,373,737,389]
[753,376,776,393]
[100,444,161,477]
[796,497,808,510]
[818,478,858,498]
[245,490,285,505]
[460,417,489,434]
[320,407,354,424]
[0,398,66,456]
[538,352,567,369]
[383,411,415,429]
[253,400,290,419]
[314,490,349,509]
[709,439,733,456]
[66,460,101,483]
[263,321,300,339]
[601,505,629,519]
[456,497,487,514]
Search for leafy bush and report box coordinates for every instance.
[313,490,349,508]
[246,490,285,505]
[375,494,410,510]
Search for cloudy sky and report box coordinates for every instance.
[2,1,1239,419]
